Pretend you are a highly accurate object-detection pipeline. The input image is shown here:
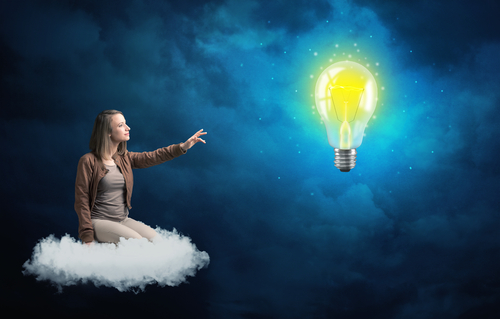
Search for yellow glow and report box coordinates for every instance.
[329,85,364,122]
[315,61,378,150]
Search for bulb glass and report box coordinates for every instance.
[315,61,378,149]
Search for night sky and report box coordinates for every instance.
[2,0,500,318]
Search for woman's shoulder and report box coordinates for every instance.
[80,152,97,160]
[78,152,99,166]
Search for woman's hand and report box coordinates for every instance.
[181,129,207,151]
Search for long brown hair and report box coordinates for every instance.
[89,110,127,160]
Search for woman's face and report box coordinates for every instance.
[109,113,130,144]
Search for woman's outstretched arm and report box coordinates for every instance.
[128,129,207,169]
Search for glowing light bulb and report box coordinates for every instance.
[315,61,378,172]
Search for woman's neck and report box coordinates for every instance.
[102,143,119,161]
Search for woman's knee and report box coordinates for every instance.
[121,218,157,240]
[92,219,143,243]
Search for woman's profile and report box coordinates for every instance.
[75,110,206,245]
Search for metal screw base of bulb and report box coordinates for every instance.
[334,148,357,172]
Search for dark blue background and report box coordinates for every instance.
[2,0,499,318]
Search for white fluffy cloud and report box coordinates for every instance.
[22,228,209,293]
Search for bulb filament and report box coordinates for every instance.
[329,85,364,149]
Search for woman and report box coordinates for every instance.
[74,110,206,245]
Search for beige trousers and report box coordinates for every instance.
[92,217,157,243]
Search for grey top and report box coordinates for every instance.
[91,163,129,222]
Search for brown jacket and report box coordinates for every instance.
[74,144,186,243]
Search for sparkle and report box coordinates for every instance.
[415,80,417,83]
[354,43,357,46]
[376,62,379,66]
[373,115,377,119]
[357,49,360,52]
[314,52,318,56]
[335,44,339,48]
[381,87,385,90]
[348,54,352,58]
[310,74,314,78]
[329,59,333,62]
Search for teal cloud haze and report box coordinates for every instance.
[1,0,499,318]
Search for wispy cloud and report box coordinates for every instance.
[23,228,209,292]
